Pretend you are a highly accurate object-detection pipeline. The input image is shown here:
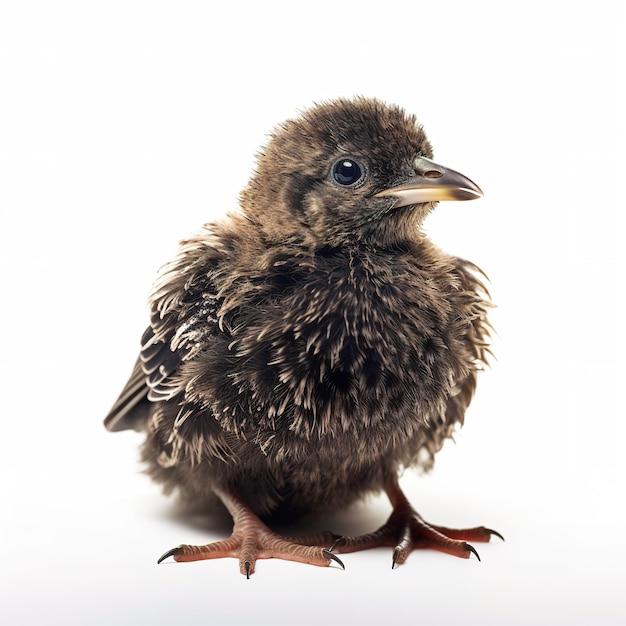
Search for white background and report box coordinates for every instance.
[1,1,624,624]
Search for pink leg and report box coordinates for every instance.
[157,487,343,577]
[332,480,503,566]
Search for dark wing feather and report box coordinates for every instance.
[104,233,225,434]
[103,319,189,432]
[140,322,189,402]
[104,285,220,432]
[103,357,150,432]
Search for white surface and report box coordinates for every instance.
[1,2,624,624]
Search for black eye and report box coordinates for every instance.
[332,158,364,186]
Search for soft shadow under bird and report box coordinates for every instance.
[105,96,501,577]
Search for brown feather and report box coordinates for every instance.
[105,96,492,522]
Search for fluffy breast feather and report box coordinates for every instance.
[141,228,491,515]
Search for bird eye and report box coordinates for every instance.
[332,158,365,187]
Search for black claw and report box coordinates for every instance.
[486,528,505,542]
[329,532,342,544]
[467,544,481,562]
[157,547,180,564]
[391,547,401,570]
[323,549,345,570]
[328,536,344,552]
[245,561,251,579]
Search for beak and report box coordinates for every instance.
[375,156,483,207]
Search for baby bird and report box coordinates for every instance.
[105,97,499,577]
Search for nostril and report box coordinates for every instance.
[413,156,446,180]
[424,169,443,179]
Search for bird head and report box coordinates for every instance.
[240,97,482,249]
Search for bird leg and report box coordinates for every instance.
[157,486,344,577]
[332,479,503,567]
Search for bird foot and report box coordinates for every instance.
[157,489,344,577]
[332,482,503,567]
